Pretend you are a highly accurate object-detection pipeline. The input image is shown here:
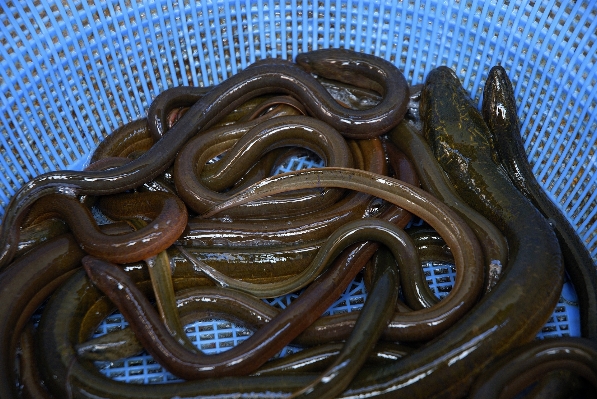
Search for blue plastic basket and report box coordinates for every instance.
[1,0,595,385]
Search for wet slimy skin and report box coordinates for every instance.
[90,118,155,163]
[253,342,413,376]
[405,226,454,264]
[205,167,484,342]
[1,51,574,399]
[179,137,389,248]
[36,168,559,398]
[77,219,423,379]
[173,115,353,217]
[137,242,199,353]
[295,48,409,133]
[0,234,85,399]
[288,246,398,399]
[16,218,69,258]
[36,233,376,395]
[316,77,382,110]
[177,219,427,301]
[193,63,564,395]
[482,65,597,340]
[388,120,508,293]
[0,48,409,270]
[146,86,211,139]
[23,191,188,264]
[19,322,54,399]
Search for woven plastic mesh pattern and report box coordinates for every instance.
[0,0,594,385]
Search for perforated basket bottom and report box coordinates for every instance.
[89,155,581,384]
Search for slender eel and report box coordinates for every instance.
[388,120,508,292]
[0,233,85,399]
[94,95,290,169]
[295,48,409,130]
[146,86,212,139]
[316,77,382,110]
[78,218,427,379]
[75,280,408,364]
[40,268,314,398]
[318,65,566,397]
[0,49,408,269]
[202,73,563,396]
[179,138,387,248]
[382,138,421,189]
[482,65,597,339]
[177,219,427,300]
[171,241,325,283]
[199,113,316,192]
[125,217,197,353]
[38,204,412,397]
[201,101,308,192]
[23,191,188,264]
[174,115,352,217]
[289,246,399,399]
[468,337,597,399]
[147,86,280,139]
[89,138,291,200]
[406,226,454,264]
[75,285,281,362]
[145,253,199,353]
[37,145,563,399]
[205,167,484,341]
[237,95,308,122]
[28,152,566,399]
[37,235,374,394]
[75,271,410,362]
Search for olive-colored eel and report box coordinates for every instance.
[15,218,69,258]
[35,166,560,398]
[76,219,422,380]
[18,322,54,399]
[178,137,390,248]
[253,342,413,376]
[205,167,484,343]
[482,65,597,340]
[173,115,353,217]
[6,56,572,399]
[388,120,508,293]
[74,282,410,364]
[197,65,563,395]
[0,48,409,270]
[288,246,398,399]
[90,118,156,164]
[294,49,408,132]
[176,219,428,302]
[35,237,374,396]
[123,217,198,355]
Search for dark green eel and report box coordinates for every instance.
[482,65,597,340]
